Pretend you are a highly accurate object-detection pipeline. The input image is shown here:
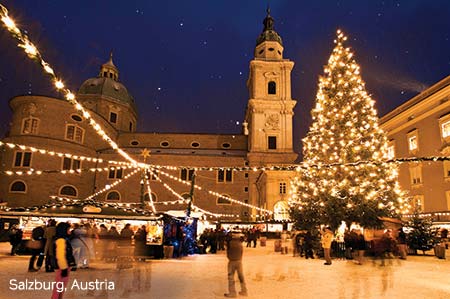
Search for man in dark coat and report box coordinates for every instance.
[224,232,248,298]
[9,224,23,255]
[134,225,147,260]
[28,225,45,271]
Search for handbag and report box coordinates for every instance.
[27,239,42,249]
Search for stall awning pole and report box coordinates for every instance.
[186,171,196,218]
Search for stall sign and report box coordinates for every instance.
[82,206,102,213]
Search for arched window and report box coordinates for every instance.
[217,194,232,205]
[106,191,121,201]
[144,192,157,202]
[10,180,26,193]
[59,185,77,197]
[273,201,289,221]
[268,81,276,95]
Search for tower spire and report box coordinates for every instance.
[99,51,119,81]
[256,7,282,46]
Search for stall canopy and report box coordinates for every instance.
[164,210,203,219]
[0,201,161,221]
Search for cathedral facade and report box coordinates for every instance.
[0,11,297,221]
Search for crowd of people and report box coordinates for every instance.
[198,227,262,254]
[8,220,149,272]
[291,227,415,266]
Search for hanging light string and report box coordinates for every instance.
[0,141,110,163]
[84,168,140,200]
[1,165,134,176]
[153,167,273,215]
[0,4,140,166]
[146,168,238,218]
[150,155,450,172]
[3,138,448,175]
[144,172,157,213]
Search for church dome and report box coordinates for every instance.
[78,54,136,106]
[78,77,135,105]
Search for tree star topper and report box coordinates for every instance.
[141,148,151,159]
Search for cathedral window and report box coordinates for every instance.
[65,124,84,143]
[62,157,81,171]
[10,180,26,193]
[279,182,287,194]
[268,81,276,95]
[21,117,39,134]
[110,112,118,123]
[218,169,233,183]
[268,136,277,150]
[108,167,123,179]
[217,194,232,205]
[59,185,77,197]
[106,191,120,201]
[13,151,32,167]
[180,168,194,181]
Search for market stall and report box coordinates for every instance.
[0,202,164,258]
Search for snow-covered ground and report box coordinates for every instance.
[0,241,448,299]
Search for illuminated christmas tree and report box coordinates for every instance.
[290,30,410,230]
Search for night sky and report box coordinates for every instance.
[0,1,449,157]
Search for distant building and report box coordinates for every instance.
[0,10,297,221]
[380,75,450,222]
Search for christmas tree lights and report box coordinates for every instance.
[290,30,411,229]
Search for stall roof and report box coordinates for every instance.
[0,202,161,221]
[164,210,203,218]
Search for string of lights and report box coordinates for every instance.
[149,154,450,172]
[1,165,134,176]
[2,138,449,175]
[84,168,140,200]
[147,168,239,218]
[144,173,157,213]
[0,4,140,166]
[153,167,273,215]
[0,140,108,163]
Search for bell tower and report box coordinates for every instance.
[244,8,297,165]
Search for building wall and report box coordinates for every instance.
[380,75,450,213]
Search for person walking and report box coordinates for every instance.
[224,232,248,298]
[44,219,57,272]
[120,223,134,246]
[28,225,45,272]
[8,224,22,256]
[134,225,147,261]
[303,231,314,259]
[51,222,76,299]
[321,227,333,265]
[397,227,407,260]
[70,223,89,268]
[355,229,366,265]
